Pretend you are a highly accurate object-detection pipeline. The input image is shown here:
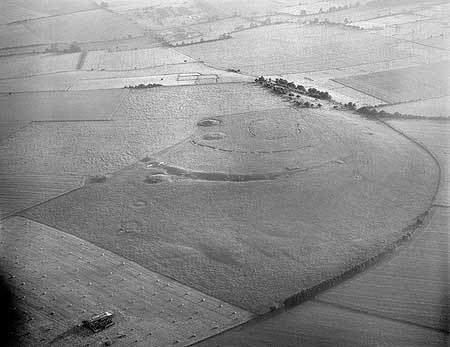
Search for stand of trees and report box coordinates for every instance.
[255,76,332,101]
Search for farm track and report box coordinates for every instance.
[195,118,450,346]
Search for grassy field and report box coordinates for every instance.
[0,84,286,201]
[387,118,450,207]
[196,114,450,347]
[177,24,410,75]
[160,16,252,45]
[0,62,245,93]
[0,0,96,24]
[0,217,253,346]
[334,61,450,104]
[0,121,28,141]
[22,106,438,314]
[0,89,126,121]
[377,96,450,118]
[0,118,194,177]
[114,83,288,120]
[1,9,145,48]
[0,52,80,79]
[83,48,194,71]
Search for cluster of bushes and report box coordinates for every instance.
[125,83,162,89]
[255,76,332,100]
[354,106,396,118]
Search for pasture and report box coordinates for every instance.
[334,61,450,104]
[378,96,450,118]
[387,118,450,207]
[0,52,80,79]
[83,48,194,71]
[114,83,287,120]
[19,9,144,46]
[22,106,438,314]
[0,89,126,121]
[177,24,411,75]
[0,217,253,346]
[0,0,96,24]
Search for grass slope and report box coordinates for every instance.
[22,106,438,314]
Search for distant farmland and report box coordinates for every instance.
[83,47,194,71]
[0,52,80,79]
[177,24,410,75]
[334,61,450,104]
[378,96,450,118]
[0,9,145,49]
[0,89,127,121]
[114,83,288,121]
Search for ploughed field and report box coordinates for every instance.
[21,86,438,314]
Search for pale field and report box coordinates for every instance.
[387,118,450,207]
[0,52,80,79]
[72,74,192,90]
[177,24,411,75]
[334,61,450,104]
[0,89,126,121]
[0,84,277,178]
[114,83,288,120]
[22,9,144,45]
[22,105,438,314]
[0,23,38,48]
[97,0,189,12]
[0,0,96,24]
[0,118,194,177]
[0,62,248,93]
[83,48,194,71]
[378,96,450,118]
[0,217,253,346]
[160,17,251,44]
[0,121,29,141]
[279,0,365,15]
[0,72,83,93]
[70,72,251,90]
[352,13,425,29]
[415,2,450,18]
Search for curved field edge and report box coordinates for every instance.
[20,109,440,312]
[271,116,442,308]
